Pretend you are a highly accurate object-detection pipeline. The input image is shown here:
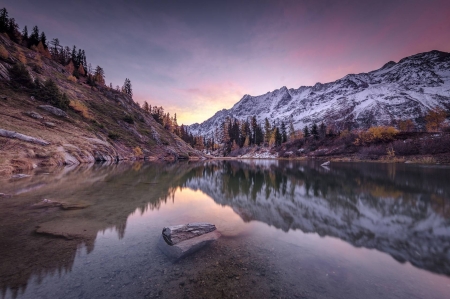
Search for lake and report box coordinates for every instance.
[0,160,449,299]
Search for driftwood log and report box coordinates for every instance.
[0,129,50,146]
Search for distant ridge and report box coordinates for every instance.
[189,50,450,137]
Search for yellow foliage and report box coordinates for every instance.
[15,47,27,64]
[386,146,395,159]
[398,119,415,132]
[133,146,143,157]
[425,108,447,132]
[67,75,77,83]
[354,126,398,145]
[69,100,91,119]
[339,129,351,138]
[65,60,75,75]
[0,44,8,60]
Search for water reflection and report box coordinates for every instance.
[184,160,450,275]
[0,160,449,298]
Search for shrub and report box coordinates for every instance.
[419,134,450,154]
[392,140,420,155]
[425,108,447,132]
[8,63,33,89]
[0,44,8,60]
[39,79,70,110]
[359,145,386,159]
[67,75,77,83]
[69,100,91,118]
[15,47,27,64]
[122,115,134,124]
[398,119,415,132]
[108,132,119,140]
[133,146,143,157]
[354,126,398,145]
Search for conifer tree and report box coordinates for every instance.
[39,32,47,48]
[22,25,28,39]
[94,66,105,85]
[274,127,282,146]
[311,123,319,139]
[0,8,8,33]
[289,120,296,140]
[281,121,287,143]
[122,78,132,98]
[303,125,310,138]
[29,26,39,46]
[7,18,19,42]
[319,122,326,139]
[264,117,271,145]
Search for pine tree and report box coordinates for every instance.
[71,45,77,63]
[281,121,287,143]
[0,8,8,33]
[22,25,28,39]
[289,120,296,140]
[122,78,132,98]
[7,18,19,42]
[251,116,258,144]
[303,125,310,138]
[49,38,61,60]
[29,26,39,46]
[274,127,282,146]
[39,32,47,48]
[319,122,326,139]
[311,123,319,139]
[264,117,271,145]
[94,66,105,85]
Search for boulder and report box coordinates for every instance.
[158,223,220,260]
[11,174,31,179]
[38,105,68,118]
[44,122,56,128]
[27,111,44,120]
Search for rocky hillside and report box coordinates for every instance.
[0,34,202,176]
[189,50,450,137]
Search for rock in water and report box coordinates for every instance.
[162,222,216,245]
[158,223,220,260]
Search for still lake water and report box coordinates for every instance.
[0,160,449,299]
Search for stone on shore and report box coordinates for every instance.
[158,223,220,260]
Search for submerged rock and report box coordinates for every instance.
[158,223,220,260]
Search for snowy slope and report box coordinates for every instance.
[189,50,450,136]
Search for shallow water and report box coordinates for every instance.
[0,160,449,299]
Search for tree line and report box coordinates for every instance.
[0,7,132,97]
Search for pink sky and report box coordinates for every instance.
[5,0,450,124]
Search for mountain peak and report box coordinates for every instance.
[189,50,450,137]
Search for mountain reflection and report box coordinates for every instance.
[183,160,450,276]
[1,160,450,297]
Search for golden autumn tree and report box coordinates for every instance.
[65,60,75,75]
[398,119,415,132]
[425,108,447,132]
[78,64,86,76]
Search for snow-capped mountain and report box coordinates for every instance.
[189,50,450,136]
